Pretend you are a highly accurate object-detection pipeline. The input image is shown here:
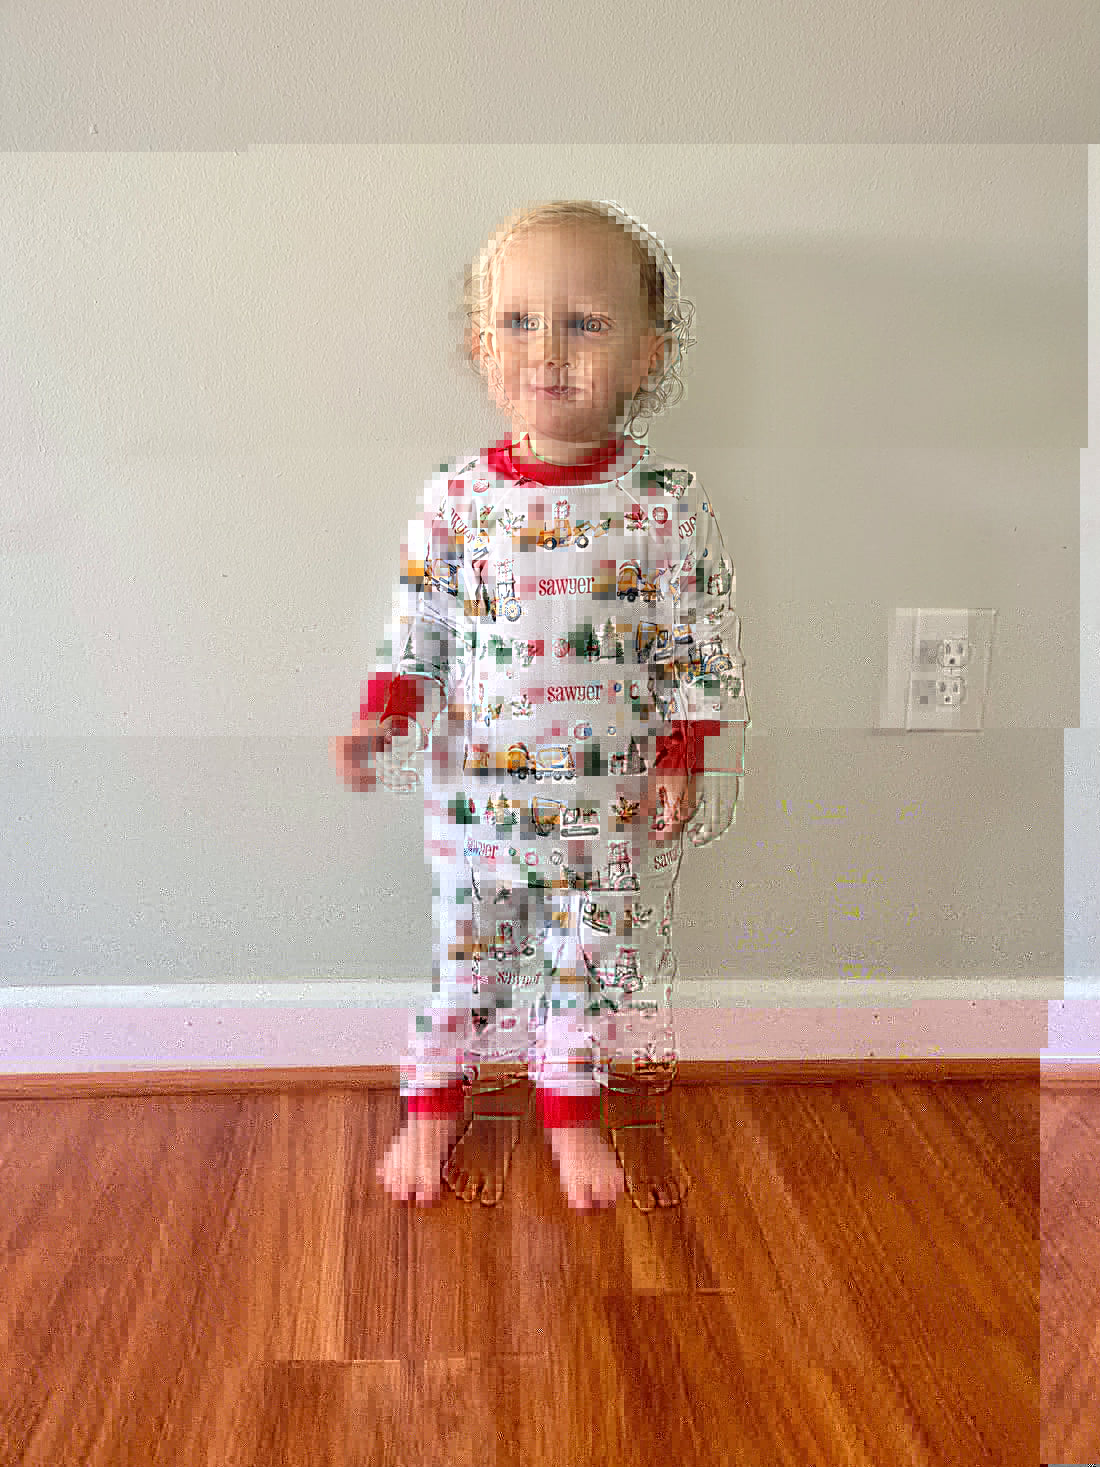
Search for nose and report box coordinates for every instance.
[538,319,568,369]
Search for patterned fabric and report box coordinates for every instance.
[371,436,751,1115]
[401,851,684,1124]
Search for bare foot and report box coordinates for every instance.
[443,1113,524,1205]
[376,1114,462,1205]
[548,1126,626,1211]
[609,1124,691,1211]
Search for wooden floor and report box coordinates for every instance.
[1041,1087,1100,1463]
[1,1079,1039,1467]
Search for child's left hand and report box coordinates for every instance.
[642,769,700,843]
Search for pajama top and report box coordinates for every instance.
[366,437,750,893]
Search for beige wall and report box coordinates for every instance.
[0,0,1093,1004]
[0,142,1081,991]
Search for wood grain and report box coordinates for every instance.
[0,1055,1038,1100]
[0,1079,1038,1466]
[1040,1086,1100,1462]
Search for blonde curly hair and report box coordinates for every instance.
[461,198,697,440]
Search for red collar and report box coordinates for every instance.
[486,435,638,486]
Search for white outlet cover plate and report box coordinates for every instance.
[879,608,997,732]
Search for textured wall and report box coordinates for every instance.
[0,0,1093,998]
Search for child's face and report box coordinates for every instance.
[484,222,665,448]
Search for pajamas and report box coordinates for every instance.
[371,437,749,1124]
[399,842,684,1123]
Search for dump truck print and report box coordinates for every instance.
[617,561,659,604]
[507,742,534,779]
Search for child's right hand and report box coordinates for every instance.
[329,716,407,793]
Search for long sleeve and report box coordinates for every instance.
[360,469,471,723]
[651,469,749,776]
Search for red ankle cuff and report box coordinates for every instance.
[537,1088,600,1129]
[406,1079,465,1117]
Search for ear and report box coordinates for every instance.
[651,332,675,377]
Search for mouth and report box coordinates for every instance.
[534,386,574,399]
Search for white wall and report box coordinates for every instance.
[0,0,1095,1064]
[0,143,1078,997]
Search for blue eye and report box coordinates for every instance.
[508,315,607,334]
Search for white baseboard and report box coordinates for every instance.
[0,977,1060,1074]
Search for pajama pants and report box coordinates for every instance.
[399,844,684,1128]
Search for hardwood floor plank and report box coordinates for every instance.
[1041,1089,1100,1462]
[0,1080,1038,1467]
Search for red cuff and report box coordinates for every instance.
[406,1078,465,1117]
[360,672,433,724]
[537,1087,601,1129]
[653,720,722,774]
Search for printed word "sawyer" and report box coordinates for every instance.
[538,577,594,595]
[546,685,604,702]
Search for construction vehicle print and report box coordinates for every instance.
[531,744,575,783]
[676,636,736,683]
[634,622,673,661]
[698,637,736,677]
[530,796,566,836]
[617,561,659,604]
[560,806,599,840]
[507,742,534,779]
[535,498,596,550]
[424,558,459,597]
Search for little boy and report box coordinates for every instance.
[331,200,748,1209]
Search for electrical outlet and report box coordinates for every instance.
[936,676,963,708]
[879,609,997,731]
[940,639,968,671]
